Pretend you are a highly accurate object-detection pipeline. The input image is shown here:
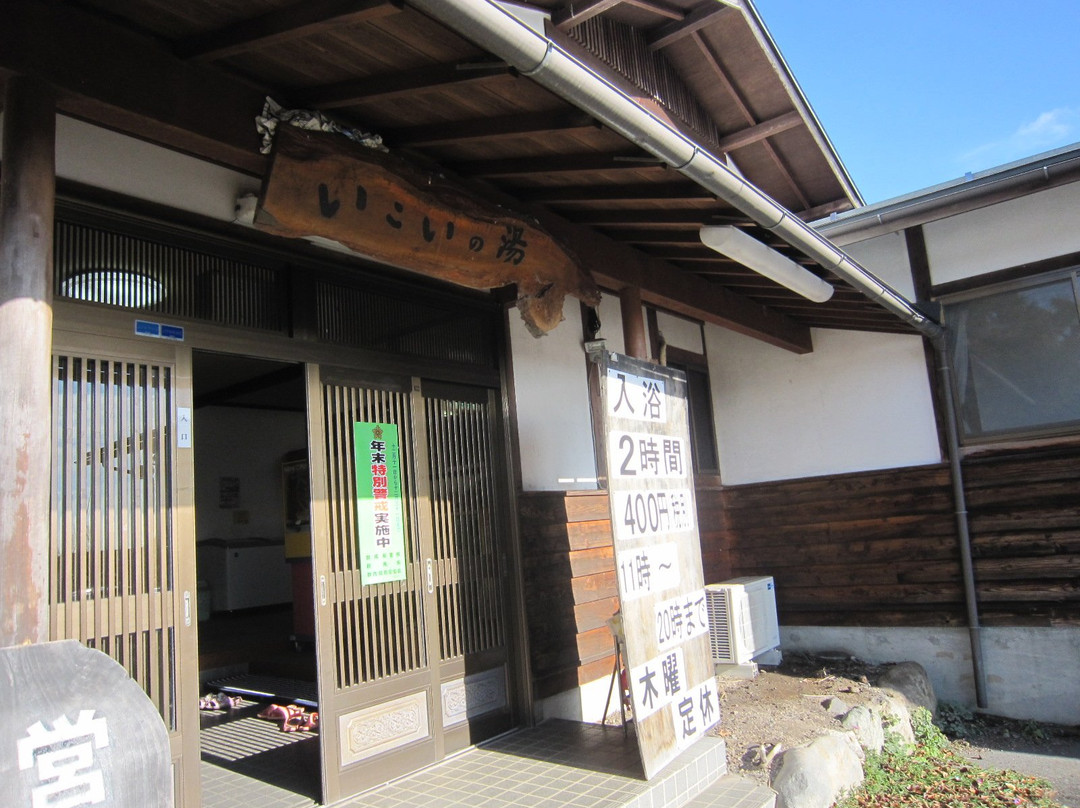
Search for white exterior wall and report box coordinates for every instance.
[655,310,704,354]
[843,232,915,300]
[705,325,941,485]
[509,295,599,490]
[923,182,1080,286]
[48,115,260,223]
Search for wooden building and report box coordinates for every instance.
[6,1,1069,806]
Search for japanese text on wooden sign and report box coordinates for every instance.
[602,353,719,780]
[354,422,407,586]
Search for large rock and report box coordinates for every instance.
[841,705,884,754]
[878,661,937,716]
[873,691,916,753]
[772,731,864,808]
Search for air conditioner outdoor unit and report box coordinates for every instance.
[705,576,780,666]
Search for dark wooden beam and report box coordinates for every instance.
[509,182,714,203]
[624,1,684,21]
[176,0,400,61]
[620,285,649,358]
[382,110,598,147]
[448,151,663,177]
[569,209,752,226]
[716,111,802,153]
[0,0,268,174]
[647,2,735,50]
[555,0,684,29]
[554,0,625,30]
[306,60,512,109]
[0,76,55,646]
[798,198,855,222]
[690,31,809,210]
[529,207,813,353]
[605,228,702,244]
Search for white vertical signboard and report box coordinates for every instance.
[603,352,719,779]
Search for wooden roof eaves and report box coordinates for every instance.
[532,206,813,353]
[3,0,818,350]
[739,0,863,207]
[0,0,268,174]
[174,0,402,61]
[686,30,808,210]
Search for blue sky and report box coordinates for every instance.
[751,0,1080,204]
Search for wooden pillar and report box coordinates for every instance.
[0,76,56,647]
[619,285,648,359]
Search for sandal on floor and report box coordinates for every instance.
[282,711,318,732]
[218,692,243,709]
[257,704,289,721]
[199,694,222,711]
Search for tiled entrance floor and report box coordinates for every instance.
[200,698,320,808]
[338,720,772,808]
[202,717,775,808]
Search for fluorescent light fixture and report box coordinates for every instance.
[699,225,834,303]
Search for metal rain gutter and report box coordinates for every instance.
[407,0,944,341]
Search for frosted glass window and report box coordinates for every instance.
[946,272,1080,440]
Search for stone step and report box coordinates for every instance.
[679,775,777,808]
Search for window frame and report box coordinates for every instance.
[941,264,1080,445]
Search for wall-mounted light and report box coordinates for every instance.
[699,225,834,303]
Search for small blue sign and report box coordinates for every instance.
[134,320,184,342]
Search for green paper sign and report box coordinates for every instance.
[354,422,407,586]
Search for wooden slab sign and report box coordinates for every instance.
[602,352,719,780]
[255,126,600,334]
[1,640,173,807]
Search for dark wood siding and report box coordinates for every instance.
[700,443,1080,628]
[515,443,1080,701]
[518,491,618,700]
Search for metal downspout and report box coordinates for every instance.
[410,0,987,699]
[934,336,989,708]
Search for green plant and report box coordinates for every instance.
[837,707,1063,808]
[936,701,977,739]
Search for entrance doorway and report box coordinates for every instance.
[191,354,521,806]
[192,351,321,807]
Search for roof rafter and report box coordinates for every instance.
[382,109,599,147]
[447,150,663,177]
[689,31,809,210]
[175,0,400,61]
[716,111,801,153]
[307,59,512,108]
[568,210,752,226]
[646,2,735,50]
[0,0,267,173]
[509,182,715,203]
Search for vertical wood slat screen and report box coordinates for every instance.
[50,355,178,730]
[321,381,427,689]
[425,395,506,662]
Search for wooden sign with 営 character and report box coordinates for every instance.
[254,126,600,334]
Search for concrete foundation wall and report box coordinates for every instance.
[781,625,1080,726]
[534,674,615,726]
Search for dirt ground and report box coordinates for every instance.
[711,651,887,786]
[710,651,1080,806]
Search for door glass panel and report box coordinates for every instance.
[424,392,506,662]
[320,381,428,688]
[51,354,178,729]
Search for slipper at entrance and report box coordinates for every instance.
[257,704,290,721]
[282,711,319,732]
